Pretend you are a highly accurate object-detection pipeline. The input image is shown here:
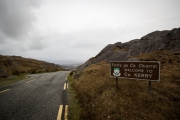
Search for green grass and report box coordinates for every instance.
[67,73,81,120]
[0,74,30,88]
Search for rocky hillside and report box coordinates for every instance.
[0,55,64,78]
[71,27,180,119]
[78,27,180,71]
[72,50,180,120]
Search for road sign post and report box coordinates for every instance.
[116,77,118,90]
[148,81,152,94]
[110,61,160,94]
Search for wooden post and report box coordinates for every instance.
[148,81,152,94]
[116,77,118,90]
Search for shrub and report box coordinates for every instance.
[12,70,20,75]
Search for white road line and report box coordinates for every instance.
[64,83,66,90]
[64,105,68,120]
[57,105,63,120]
[0,89,10,94]
[26,79,36,83]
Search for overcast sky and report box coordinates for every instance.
[0,0,180,64]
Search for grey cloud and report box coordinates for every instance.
[0,40,23,55]
[29,42,46,50]
[29,38,49,50]
[0,31,7,44]
[65,28,132,49]
[0,0,180,64]
[28,29,52,50]
[0,0,41,39]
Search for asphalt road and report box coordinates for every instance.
[0,71,70,120]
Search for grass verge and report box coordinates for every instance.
[72,50,180,120]
[67,72,81,120]
[0,74,30,88]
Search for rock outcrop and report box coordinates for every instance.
[77,27,180,71]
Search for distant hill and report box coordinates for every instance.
[60,63,83,70]
[0,55,65,78]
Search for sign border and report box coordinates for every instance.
[110,61,160,81]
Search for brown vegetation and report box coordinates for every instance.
[0,55,64,78]
[71,50,180,120]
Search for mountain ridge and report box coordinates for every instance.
[77,27,180,72]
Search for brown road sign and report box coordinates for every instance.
[111,61,160,81]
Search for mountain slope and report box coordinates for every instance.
[77,27,180,71]
[0,55,64,78]
[70,27,180,119]
[72,50,180,120]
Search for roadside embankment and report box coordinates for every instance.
[70,50,180,120]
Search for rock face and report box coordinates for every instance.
[77,27,180,71]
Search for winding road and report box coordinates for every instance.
[0,71,70,120]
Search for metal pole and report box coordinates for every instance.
[148,81,152,94]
